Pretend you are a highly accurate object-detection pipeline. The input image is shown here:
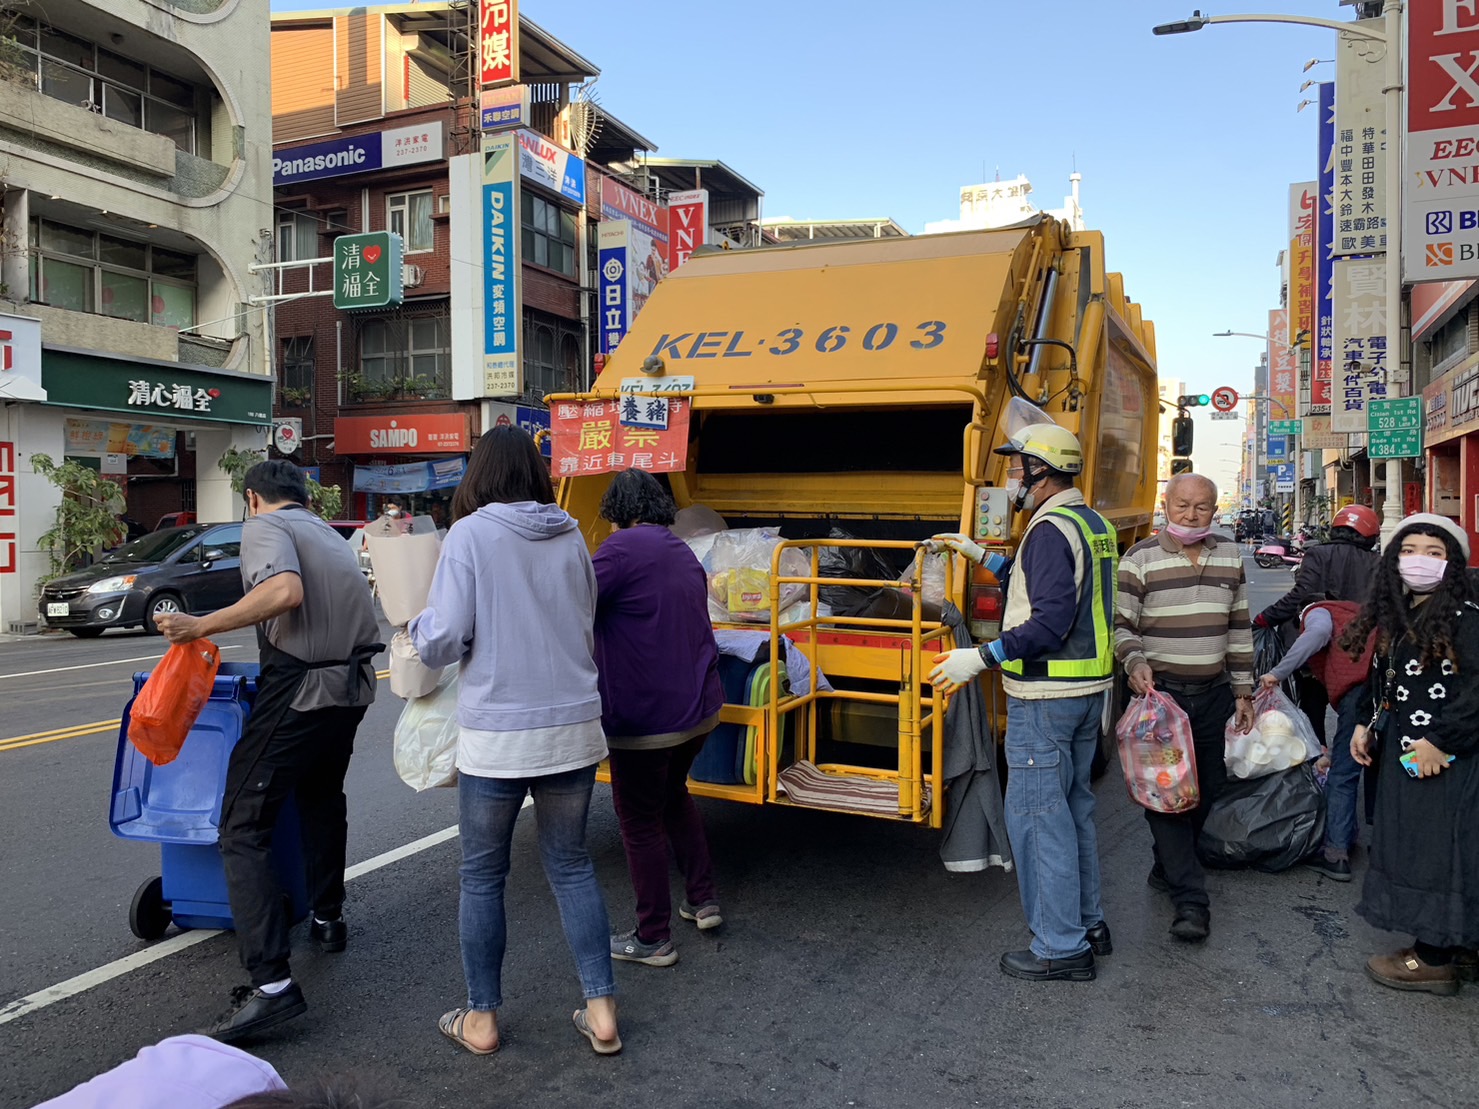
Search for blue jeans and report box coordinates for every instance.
[1004,693,1105,960]
[1324,684,1367,857]
[457,764,616,1010]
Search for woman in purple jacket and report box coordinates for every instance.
[595,470,725,968]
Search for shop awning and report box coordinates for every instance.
[353,457,466,494]
[41,347,272,426]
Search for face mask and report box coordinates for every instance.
[1398,554,1449,593]
[1165,522,1212,544]
[1005,477,1036,513]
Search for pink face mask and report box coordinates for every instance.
[1165,522,1212,544]
[1399,554,1449,593]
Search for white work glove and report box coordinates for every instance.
[930,645,1002,694]
[925,533,986,564]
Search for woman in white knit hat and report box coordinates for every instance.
[1344,513,1479,995]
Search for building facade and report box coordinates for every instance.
[268,6,765,520]
[0,0,273,633]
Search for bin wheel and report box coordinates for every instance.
[129,876,172,941]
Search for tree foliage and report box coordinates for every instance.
[216,447,343,519]
[30,454,125,582]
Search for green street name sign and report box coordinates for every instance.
[1269,419,1303,435]
[333,231,404,311]
[1367,397,1422,460]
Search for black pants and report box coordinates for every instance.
[1293,672,1329,748]
[219,704,367,986]
[1144,683,1234,910]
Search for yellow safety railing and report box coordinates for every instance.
[703,538,959,827]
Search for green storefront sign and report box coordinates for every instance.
[41,349,273,425]
[334,231,404,310]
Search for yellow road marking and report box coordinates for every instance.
[0,669,393,753]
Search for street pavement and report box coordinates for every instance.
[2,555,1476,1109]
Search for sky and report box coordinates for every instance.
[273,0,1353,498]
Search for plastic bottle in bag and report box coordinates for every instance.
[1116,691,1200,813]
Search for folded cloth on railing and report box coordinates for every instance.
[713,630,832,697]
[777,759,931,817]
[938,601,1014,874]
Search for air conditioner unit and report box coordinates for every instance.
[402,263,425,289]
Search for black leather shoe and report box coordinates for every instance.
[1147,863,1171,893]
[203,984,307,1042]
[1169,905,1211,943]
[311,917,347,952]
[1085,920,1113,957]
[999,948,1096,982]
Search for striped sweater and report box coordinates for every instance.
[1114,532,1254,695]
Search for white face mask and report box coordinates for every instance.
[1005,477,1036,513]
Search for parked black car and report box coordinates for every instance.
[38,523,244,638]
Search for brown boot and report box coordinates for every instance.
[1365,949,1461,996]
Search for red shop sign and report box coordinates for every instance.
[551,398,690,476]
[0,440,15,574]
[335,413,470,454]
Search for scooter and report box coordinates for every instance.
[1254,535,1305,570]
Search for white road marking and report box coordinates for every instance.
[0,646,242,682]
[0,817,473,1026]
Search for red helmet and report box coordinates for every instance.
[1332,504,1380,538]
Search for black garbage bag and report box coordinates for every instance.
[1197,763,1326,873]
[817,528,903,618]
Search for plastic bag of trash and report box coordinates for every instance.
[1198,763,1326,872]
[697,527,808,624]
[392,666,459,791]
[1224,684,1322,779]
[1114,690,1200,814]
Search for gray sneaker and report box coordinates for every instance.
[610,930,678,967]
[678,900,723,931]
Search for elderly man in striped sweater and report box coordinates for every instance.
[1116,472,1255,943]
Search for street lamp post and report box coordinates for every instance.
[1156,2,1405,543]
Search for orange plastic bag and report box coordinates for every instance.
[129,640,221,766]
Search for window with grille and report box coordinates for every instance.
[8,17,198,152]
[280,336,314,396]
[28,218,196,328]
[387,190,434,253]
[354,317,450,401]
[521,192,576,276]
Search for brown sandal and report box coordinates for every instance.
[572,1008,622,1055]
[439,1007,500,1055]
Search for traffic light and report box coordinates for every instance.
[1172,416,1194,457]
[1171,458,1193,475]
[1177,393,1211,408]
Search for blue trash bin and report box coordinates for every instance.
[110,661,310,940]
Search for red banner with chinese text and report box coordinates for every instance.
[551,399,691,477]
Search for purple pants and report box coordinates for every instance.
[608,733,719,944]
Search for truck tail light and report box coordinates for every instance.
[968,580,1004,641]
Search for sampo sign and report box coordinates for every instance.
[335,413,470,454]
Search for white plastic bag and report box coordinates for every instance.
[389,628,442,699]
[1225,685,1322,780]
[700,527,809,624]
[393,666,459,791]
[365,520,441,626]
[899,547,948,611]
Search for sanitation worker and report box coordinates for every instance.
[928,423,1116,983]
[158,460,382,1041]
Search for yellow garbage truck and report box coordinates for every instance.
[552,215,1160,828]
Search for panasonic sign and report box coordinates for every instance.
[273,122,446,186]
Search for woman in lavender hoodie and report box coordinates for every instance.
[410,427,620,1057]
